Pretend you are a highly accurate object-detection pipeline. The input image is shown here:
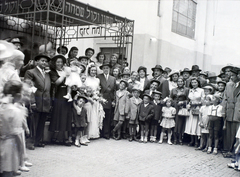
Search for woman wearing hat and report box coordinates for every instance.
[170,76,189,145]
[48,55,72,146]
[185,77,205,147]
[168,70,179,92]
[137,66,150,91]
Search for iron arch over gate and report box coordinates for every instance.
[0,0,134,68]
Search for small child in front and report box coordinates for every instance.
[150,91,162,142]
[72,94,88,147]
[128,87,142,142]
[112,80,130,140]
[159,98,176,145]
[137,93,154,143]
[207,95,223,155]
[196,95,212,151]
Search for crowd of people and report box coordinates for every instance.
[0,37,240,176]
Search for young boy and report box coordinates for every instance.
[128,87,142,142]
[150,91,162,142]
[207,95,223,155]
[137,93,154,143]
[73,94,88,147]
[112,80,130,140]
[214,81,226,100]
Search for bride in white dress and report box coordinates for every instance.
[85,65,104,139]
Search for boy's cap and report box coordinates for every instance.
[119,80,129,87]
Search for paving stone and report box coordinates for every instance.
[23,138,239,177]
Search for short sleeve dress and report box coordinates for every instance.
[185,87,205,136]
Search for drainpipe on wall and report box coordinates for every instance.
[202,0,210,71]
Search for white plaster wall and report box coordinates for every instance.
[75,0,240,74]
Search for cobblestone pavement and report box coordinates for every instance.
[23,139,239,177]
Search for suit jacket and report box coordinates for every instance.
[221,81,236,121]
[128,97,142,122]
[114,90,130,116]
[137,102,154,122]
[24,67,51,113]
[233,83,240,122]
[137,77,150,91]
[97,73,116,109]
[146,76,170,99]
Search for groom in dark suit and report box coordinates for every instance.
[97,62,116,139]
[24,54,52,148]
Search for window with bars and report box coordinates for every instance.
[172,0,197,39]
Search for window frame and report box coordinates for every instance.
[171,0,197,39]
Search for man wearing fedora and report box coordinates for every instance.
[10,37,23,51]
[185,65,202,88]
[180,68,191,83]
[97,61,116,139]
[57,45,68,56]
[222,67,240,157]
[24,53,52,148]
[148,65,169,99]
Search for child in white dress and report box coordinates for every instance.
[159,98,176,145]
[63,60,83,102]
[196,95,212,151]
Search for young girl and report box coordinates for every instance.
[150,91,162,142]
[159,98,176,145]
[137,93,154,143]
[72,94,88,147]
[128,87,142,142]
[80,73,87,88]
[196,95,212,151]
[84,86,94,142]
[207,95,223,155]
[112,80,130,140]
[63,60,83,102]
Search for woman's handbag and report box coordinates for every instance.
[178,108,190,116]
[191,107,200,116]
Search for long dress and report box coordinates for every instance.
[85,76,104,139]
[170,87,189,135]
[185,87,205,136]
[49,70,72,133]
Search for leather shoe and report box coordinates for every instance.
[27,145,35,150]
[36,143,45,147]
[104,136,110,140]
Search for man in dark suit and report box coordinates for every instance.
[97,62,116,139]
[222,67,240,157]
[24,54,51,148]
[146,65,169,99]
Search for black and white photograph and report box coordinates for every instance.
[0,0,240,176]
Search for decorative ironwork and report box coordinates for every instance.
[0,0,134,65]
